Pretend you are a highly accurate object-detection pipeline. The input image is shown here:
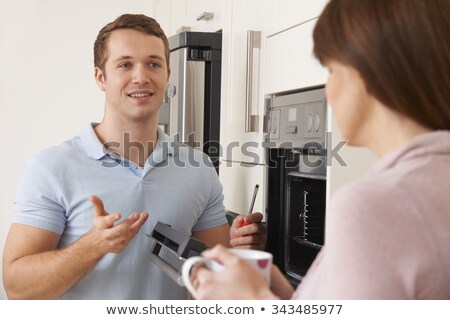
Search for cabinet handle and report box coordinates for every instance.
[196,12,214,21]
[245,30,261,133]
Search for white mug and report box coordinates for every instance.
[181,248,273,299]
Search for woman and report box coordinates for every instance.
[193,0,450,299]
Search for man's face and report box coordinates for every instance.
[94,29,170,123]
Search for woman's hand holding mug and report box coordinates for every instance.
[181,245,273,299]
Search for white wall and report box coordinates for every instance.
[0,0,154,300]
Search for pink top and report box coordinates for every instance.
[292,131,450,299]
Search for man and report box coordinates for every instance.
[2,14,265,299]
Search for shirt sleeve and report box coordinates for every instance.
[12,156,67,235]
[191,160,227,232]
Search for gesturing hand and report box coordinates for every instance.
[89,195,149,255]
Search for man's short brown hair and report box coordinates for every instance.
[94,14,170,73]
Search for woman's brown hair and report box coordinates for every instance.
[94,14,170,75]
[313,0,450,130]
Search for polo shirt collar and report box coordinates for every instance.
[79,123,176,163]
[156,126,175,157]
[80,123,108,160]
[146,127,175,167]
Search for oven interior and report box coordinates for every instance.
[285,172,326,281]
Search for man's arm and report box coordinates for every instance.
[194,164,266,250]
[192,224,231,248]
[192,213,266,250]
[2,196,148,299]
[3,224,104,299]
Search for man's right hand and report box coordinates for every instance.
[89,195,149,255]
[3,196,150,299]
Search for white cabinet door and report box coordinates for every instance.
[219,160,267,218]
[153,0,171,35]
[219,0,267,217]
[220,0,267,164]
[156,0,227,36]
[266,0,329,36]
[152,0,188,37]
[185,0,227,33]
[265,18,327,94]
[168,0,188,36]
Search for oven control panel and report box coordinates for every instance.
[265,87,327,149]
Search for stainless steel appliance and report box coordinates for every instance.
[147,221,207,286]
[265,86,327,286]
[159,31,222,171]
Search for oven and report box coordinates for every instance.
[264,86,327,286]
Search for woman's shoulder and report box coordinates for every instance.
[330,176,398,209]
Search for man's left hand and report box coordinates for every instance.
[229,212,266,250]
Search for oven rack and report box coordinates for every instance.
[292,236,323,250]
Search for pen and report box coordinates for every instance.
[243,184,259,226]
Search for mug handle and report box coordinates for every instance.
[181,257,224,299]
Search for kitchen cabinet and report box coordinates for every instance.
[153,0,226,37]
[220,0,266,162]
[185,0,226,33]
[152,0,267,216]
[153,0,171,35]
[153,0,184,36]
[266,0,329,36]
[264,0,328,93]
[262,0,377,202]
[219,161,267,216]
[265,18,327,94]
[219,0,268,216]
[151,0,377,216]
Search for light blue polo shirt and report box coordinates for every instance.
[12,123,226,299]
